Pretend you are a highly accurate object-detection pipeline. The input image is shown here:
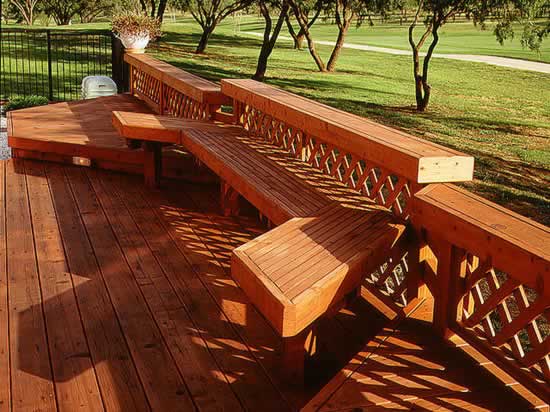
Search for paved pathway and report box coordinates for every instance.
[243,32,550,74]
[0,115,10,160]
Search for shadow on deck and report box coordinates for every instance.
[0,158,541,411]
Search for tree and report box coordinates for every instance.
[8,0,41,25]
[408,0,548,112]
[78,0,116,23]
[494,0,550,54]
[284,0,322,49]
[253,0,289,80]
[43,0,80,24]
[138,0,169,20]
[289,0,388,72]
[287,0,327,70]
[173,0,253,53]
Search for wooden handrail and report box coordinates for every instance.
[124,53,230,119]
[222,79,474,184]
[412,183,550,402]
[119,56,548,402]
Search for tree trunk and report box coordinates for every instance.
[289,3,325,71]
[157,0,168,22]
[254,2,288,81]
[414,74,429,111]
[295,31,305,49]
[326,20,350,72]
[196,25,215,54]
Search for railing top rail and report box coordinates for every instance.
[222,79,474,184]
[413,183,549,293]
[125,53,230,106]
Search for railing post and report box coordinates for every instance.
[429,236,467,339]
[111,34,127,93]
[46,30,53,101]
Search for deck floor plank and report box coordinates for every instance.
[5,159,57,412]
[0,160,542,412]
[43,163,150,412]
[24,160,105,412]
[124,176,292,411]
[64,166,194,411]
[88,169,246,412]
[0,162,9,412]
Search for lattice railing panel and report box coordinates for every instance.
[131,66,161,106]
[458,252,550,383]
[162,84,210,120]
[365,247,411,307]
[238,103,415,220]
[129,64,215,120]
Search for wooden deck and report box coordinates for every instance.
[7,95,152,164]
[0,158,541,411]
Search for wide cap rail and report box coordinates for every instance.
[125,53,230,106]
[222,79,474,184]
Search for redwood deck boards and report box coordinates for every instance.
[0,159,541,412]
[7,95,152,164]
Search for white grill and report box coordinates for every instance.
[81,76,118,99]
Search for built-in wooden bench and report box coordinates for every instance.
[113,79,475,383]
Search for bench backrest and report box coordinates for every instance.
[125,53,230,120]
[222,79,474,219]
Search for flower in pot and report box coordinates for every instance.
[112,12,162,54]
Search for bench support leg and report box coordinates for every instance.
[143,142,162,188]
[220,180,240,217]
[281,326,317,386]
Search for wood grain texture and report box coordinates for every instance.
[7,95,151,165]
[24,160,104,412]
[65,166,195,412]
[413,183,549,295]
[0,162,8,412]
[44,163,149,412]
[233,204,405,337]
[222,79,474,183]
[5,159,57,412]
[124,53,230,106]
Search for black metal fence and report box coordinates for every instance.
[1,29,125,102]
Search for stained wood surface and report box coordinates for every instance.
[8,95,152,164]
[125,53,231,106]
[413,183,550,294]
[222,79,474,184]
[179,120,334,224]
[0,159,542,411]
[233,203,405,337]
[112,111,184,144]
[112,115,408,337]
[304,300,548,411]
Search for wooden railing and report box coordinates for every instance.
[222,79,473,220]
[221,78,476,313]
[413,183,549,402]
[124,53,230,120]
[122,57,548,403]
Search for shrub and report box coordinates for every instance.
[112,12,162,40]
[3,95,49,112]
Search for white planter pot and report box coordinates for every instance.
[119,33,150,54]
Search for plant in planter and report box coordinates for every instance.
[112,12,162,54]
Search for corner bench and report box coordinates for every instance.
[113,79,474,383]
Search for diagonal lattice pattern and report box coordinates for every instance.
[238,103,414,220]
[459,252,550,383]
[130,65,212,120]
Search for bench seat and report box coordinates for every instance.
[232,202,405,337]
[113,112,407,340]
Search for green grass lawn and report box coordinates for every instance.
[231,15,550,63]
[2,17,549,224]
